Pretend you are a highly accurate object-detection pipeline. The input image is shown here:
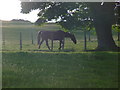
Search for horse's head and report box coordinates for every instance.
[64,32,77,44]
[70,34,77,44]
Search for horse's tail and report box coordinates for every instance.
[37,31,42,45]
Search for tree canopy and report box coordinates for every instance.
[21,2,94,31]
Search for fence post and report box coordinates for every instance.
[3,32,5,47]
[20,32,22,50]
[88,30,91,41]
[31,32,34,44]
[84,30,87,51]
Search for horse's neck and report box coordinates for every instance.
[65,33,71,37]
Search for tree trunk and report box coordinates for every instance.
[84,30,87,51]
[90,2,119,51]
[88,30,91,41]
[94,22,118,51]
[118,32,120,41]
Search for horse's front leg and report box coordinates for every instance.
[59,40,62,50]
[51,40,53,51]
[45,40,51,50]
[38,39,44,49]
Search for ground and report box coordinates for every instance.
[1,21,119,88]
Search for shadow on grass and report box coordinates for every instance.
[29,49,51,52]
[85,49,120,52]
[62,49,75,52]
[29,48,75,52]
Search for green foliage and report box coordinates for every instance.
[21,2,50,13]
[34,18,46,26]
[21,2,94,31]
[112,25,120,32]
[44,2,94,31]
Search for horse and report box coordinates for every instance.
[37,30,77,51]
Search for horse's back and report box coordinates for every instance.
[53,30,65,40]
[40,30,65,40]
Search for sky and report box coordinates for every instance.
[0,0,39,22]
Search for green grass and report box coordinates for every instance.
[2,22,98,51]
[1,21,119,88]
[2,52,119,88]
[2,21,119,52]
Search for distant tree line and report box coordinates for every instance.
[11,19,32,23]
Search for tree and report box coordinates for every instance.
[88,2,118,51]
[21,2,119,51]
[34,18,46,25]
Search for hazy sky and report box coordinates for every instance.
[0,0,39,22]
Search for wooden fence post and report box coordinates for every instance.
[88,30,91,41]
[84,30,87,51]
[20,32,22,50]
[31,32,34,44]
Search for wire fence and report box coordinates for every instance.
[2,30,100,52]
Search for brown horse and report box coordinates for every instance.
[37,30,77,51]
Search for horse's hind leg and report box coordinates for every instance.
[59,40,64,50]
[59,40,62,50]
[38,39,44,49]
[45,40,51,50]
[59,41,61,50]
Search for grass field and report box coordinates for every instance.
[2,21,119,51]
[2,52,119,88]
[1,21,119,88]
